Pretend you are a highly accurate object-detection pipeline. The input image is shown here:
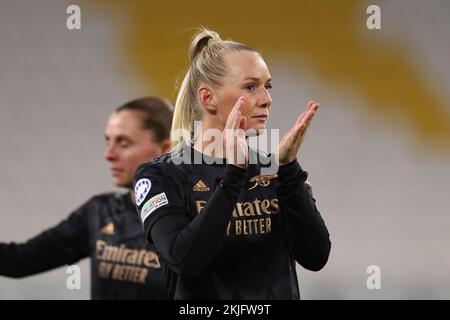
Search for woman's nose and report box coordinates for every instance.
[104,144,118,161]
[259,88,272,108]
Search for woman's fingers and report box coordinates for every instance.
[226,96,245,130]
[298,102,319,130]
[239,115,247,131]
[226,109,239,133]
[223,97,248,168]
[290,102,319,147]
[225,107,237,130]
[231,97,245,118]
[278,100,319,165]
[295,111,307,127]
[295,101,317,126]
[233,111,241,131]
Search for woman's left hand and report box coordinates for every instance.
[278,101,319,166]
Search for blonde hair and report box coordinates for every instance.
[171,28,254,148]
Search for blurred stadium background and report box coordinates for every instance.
[1,0,449,299]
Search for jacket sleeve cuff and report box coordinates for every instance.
[215,164,247,195]
[278,159,301,178]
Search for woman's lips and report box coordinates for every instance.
[252,114,268,121]
[111,168,124,176]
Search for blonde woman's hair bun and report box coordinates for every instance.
[171,28,255,148]
[188,28,222,62]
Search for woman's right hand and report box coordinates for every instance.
[223,96,248,169]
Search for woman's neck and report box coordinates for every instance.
[192,118,226,158]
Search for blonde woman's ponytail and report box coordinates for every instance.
[171,28,253,149]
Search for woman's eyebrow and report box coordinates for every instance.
[116,135,133,143]
[243,77,272,82]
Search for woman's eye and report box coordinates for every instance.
[265,84,272,90]
[244,84,255,92]
[119,143,130,149]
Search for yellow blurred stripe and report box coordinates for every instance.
[85,0,450,154]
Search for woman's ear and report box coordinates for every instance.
[160,139,171,154]
[198,85,217,113]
